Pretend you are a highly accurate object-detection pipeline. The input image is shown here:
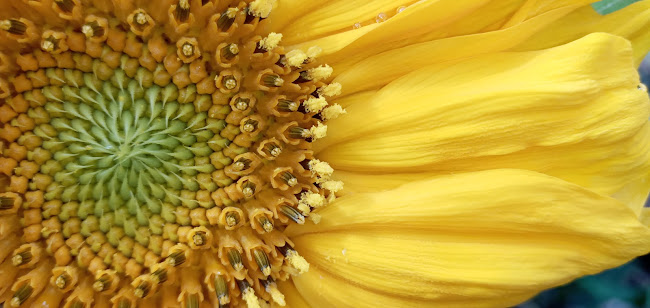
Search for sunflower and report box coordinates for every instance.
[0,0,649,307]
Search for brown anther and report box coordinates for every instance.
[93,273,112,292]
[12,250,32,266]
[293,71,311,84]
[257,216,273,232]
[0,19,26,35]
[280,204,305,224]
[262,74,284,87]
[1,196,14,209]
[10,284,33,307]
[55,273,69,289]
[277,99,299,112]
[288,126,310,140]
[241,119,258,133]
[167,250,186,267]
[217,8,238,30]
[227,249,243,271]
[221,43,239,60]
[214,275,230,305]
[241,181,256,198]
[134,281,151,298]
[258,139,283,159]
[253,249,272,276]
[176,0,190,22]
[192,232,206,246]
[234,98,250,111]
[280,171,298,186]
[117,299,131,308]
[54,0,74,12]
[225,211,240,227]
[222,75,237,90]
[151,268,168,284]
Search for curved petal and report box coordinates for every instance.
[514,0,650,65]
[288,169,650,307]
[276,280,311,308]
[317,33,650,198]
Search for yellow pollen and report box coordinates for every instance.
[259,32,282,51]
[179,0,190,9]
[182,43,194,57]
[301,192,326,208]
[93,281,105,292]
[135,13,147,25]
[41,39,54,52]
[309,123,328,140]
[309,213,322,224]
[309,159,334,178]
[81,24,93,37]
[308,65,333,81]
[297,203,311,215]
[319,83,343,97]
[286,250,309,274]
[0,20,11,31]
[225,7,239,18]
[285,49,307,67]
[303,97,328,113]
[306,46,323,60]
[242,288,261,308]
[267,284,286,306]
[321,104,347,121]
[248,0,276,18]
[322,180,344,193]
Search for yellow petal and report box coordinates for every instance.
[288,169,650,307]
[276,280,311,308]
[514,1,650,65]
[317,33,650,197]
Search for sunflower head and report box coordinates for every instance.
[0,0,344,306]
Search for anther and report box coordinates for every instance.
[256,32,283,53]
[182,43,195,57]
[55,273,70,289]
[280,205,305,224]
[93,274,112,292]
[237,280,260,308]
[134,281,151,298]
[69,300,84,308]
[214,275,230,305]
[277,246,309,274]
[81,21,104,38]
[10,284,33,307]
[225,211,240,227]
[253,248,271,276]
[277,99,298,112]
[167,250,186,267]
[1,196,14,209]
[288,126,310,140]
[12,250,32,266]
[257,216,274,232]
[176,0,190,22]
[0,19,26,35]
[262,74,284,87]
[265,143,282,157]
[221,44,239,60]
[54,0,75,12]
[241,181,256,198]
[221,75,238,90]
[233,158,252,171]
[117,299,131,308]
[151,268,168,284]
[280,171,298,187]
[262,278,286,306]
[192,231,207,246]
[217,8,238,30]
[41,37,59,53]
[186,294,199,308]
[241,119,258,133]
[227,249,244,271]
[134,12,148,26]
[234,98,250,111]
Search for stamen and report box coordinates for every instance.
[117,299,131,308]
[192,231,207,246]
[318,83,342,97]
[257,215,274,232]
[237,280,261,308]
[151,268,168,284]
[176,0,190,22]
[186,294,199,308]
[302,97,328,113]
[221,75,238,90]
[248,0,275,18]
[0,19,26,35]
[262,278,286,306]
[277,99,298,112]
[277,246,309,274]
[225,211,240,227]
[280,171,297,187]
[241,119,258,133]
[233,158,251,171]
[285,50,307,68]
[288,126,310,140]
[1,196,14,209]
[253,248,271,276]
[221,44,239,60]
[12,250,32,266]
[299,192,326,208]
[81,22,105,38]
[241,181,256,198]
[10,284,33,307]
[262,74,284,87]
[321,104,346,121]
[134,281,151,298]
[217,8,238,30]
[227,249,243,271]
[93,273,113,292]
[55,273,70,289]
[280,205,305,224]
[214,275,230,305]
[182,43,194,57]
[54,0,75,13]
[167,251,186,267]
[256,32,282,53]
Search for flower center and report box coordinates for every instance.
[0,0,345,307]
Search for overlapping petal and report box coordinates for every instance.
[317,34,650,205]
[285,169,650,307]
